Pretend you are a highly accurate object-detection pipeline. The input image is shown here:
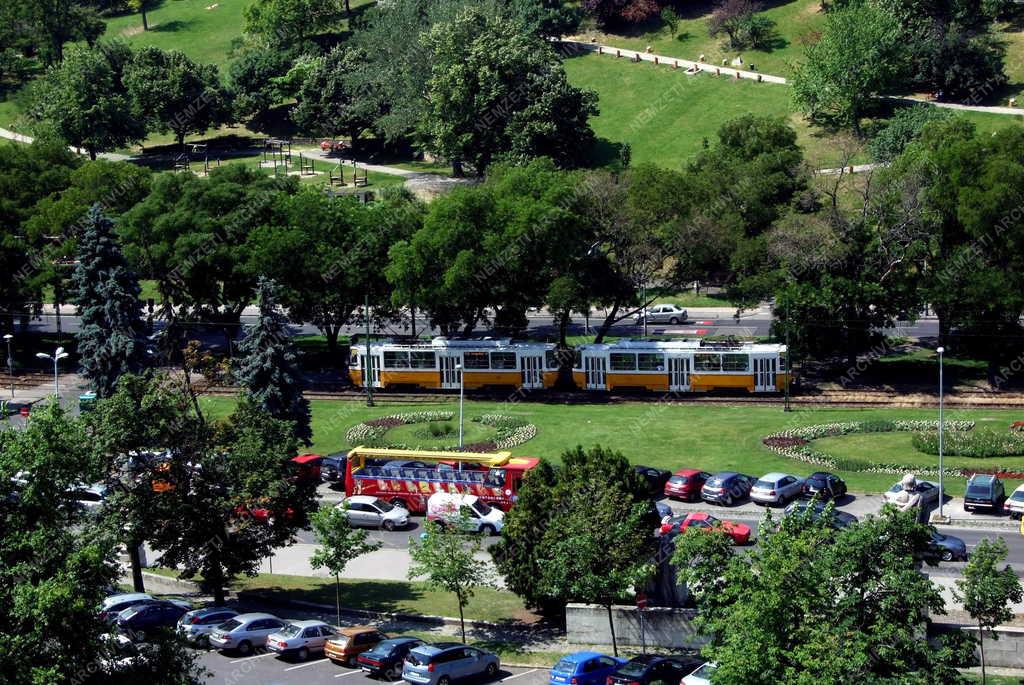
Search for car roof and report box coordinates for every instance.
[104,593,152,606]
[807,471,833,478]
[428,492,479,505]
[189,607,237,616]
[564,651,607,662]
[287,619,331,628]
[758,472,792,481]
[969,473,997,483]
[625,654,661,664]
[234,612,279,621]
[672,468,702,476]
[340,626,377,636]
[686,512,712,521]
[348,495,380,504]
[1013,484,1024,493]
[711,471,738,478]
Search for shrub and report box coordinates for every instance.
[860,419,895,433]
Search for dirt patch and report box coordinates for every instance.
[119,24,146,38]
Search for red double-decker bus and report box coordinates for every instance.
[344,447,540,513]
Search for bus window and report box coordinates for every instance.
[485,469,506,487]
[414,468,432,480]
[384,467,402,479]
[364,466,382,477]
[469,472,485,483]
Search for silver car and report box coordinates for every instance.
[635,304,688,325]
[176,607,239,646]
[339,495,410,531]
[750,472,803,505]
[208,612,286,655]
[266,619,337,661]
[403,643,500,685]
[882,480,942,507]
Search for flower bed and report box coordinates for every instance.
[912,429,1024,458]
[345,412,536,451]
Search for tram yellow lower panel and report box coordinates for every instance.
[542,372,559,388]
[350,369,363,386]
[381,371,441,388]
[462,371,522,389]
[606,373,669,392]
[690,373,755,392]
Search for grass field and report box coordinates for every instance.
[383,420,498,448]
[199,396,1024,497]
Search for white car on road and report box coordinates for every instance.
[635,304,688,325]
[338,495,410,531]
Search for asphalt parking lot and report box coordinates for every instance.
[198,648,549,685]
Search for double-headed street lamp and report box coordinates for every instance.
[35,346,69,399]
[3,334,12,399]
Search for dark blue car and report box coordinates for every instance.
[550,652,625,685]
[116,599,191,640]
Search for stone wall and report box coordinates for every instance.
[565,603,707,650]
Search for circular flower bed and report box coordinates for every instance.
[345,411,537,452]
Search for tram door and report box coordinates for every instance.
[667,356,691,392]
[362,351,381,388]
[439,354,461,389]
[584,355,607,390]
[753,356,777,392]
[520,355,544,389]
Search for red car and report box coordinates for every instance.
[663,469,712,501]
[659,512,751,545]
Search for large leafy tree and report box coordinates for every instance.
[233,277,312,445]
[123,47,229,150]
[291,45,377,151]
[582,0,665,26]
[73,204,147,398]
[243,0,347,46]
[227,45,296,121]
[32,43,145,160]
[14,0,105,64]
[420,8,597,175]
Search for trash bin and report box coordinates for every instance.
[78,392,97,413]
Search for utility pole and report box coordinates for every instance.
[784,299,791,412]
[364,294,374,407]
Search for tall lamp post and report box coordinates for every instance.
[3,334,12,399]
[937,346,945,519]
[35,346,68,399]
[456,362,465,449]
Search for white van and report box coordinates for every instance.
[426,493,504,535]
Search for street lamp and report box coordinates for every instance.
[937,346,945,519]
[35,346,68,399]
[456,362,465,449]
[3,334,12,399]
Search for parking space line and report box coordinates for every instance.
[230,652,276,663]
[501,669,539,682]
[335,671,363,678]
[284,658,329,671]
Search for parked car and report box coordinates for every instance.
[208,612,287,655]
[325,626,388,666]
[964,474,1005,513]
[99,593,155,623]
[116,600,191,640]
[606,654,699,685]
[339,495,410,531]
[700,472,754,506]
[69,482,108,514]
[801,472,847,501]
[783,500,858,530]
[681,662,717,685]
[403,642,500,685]
[750,472,803,505]
[635,304,688,325]
[358,637,426,680]
[634,466,672,498]
[549,652,625,685]
[659,512,752,545]
[176,607,239,646]
[426,493,504,535]
[1004,483,1024,519]
[926,530,968,562]
[322,452,348,483]
[882,479,942,507]
[266,619,338,661]
[663,469,712,502]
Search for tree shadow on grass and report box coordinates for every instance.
[238,577,429,616]
[150,19,194,34]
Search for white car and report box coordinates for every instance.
[266,620,338,661]
[338,495,409,531]
[176,607,239,645]
[1004,484,1024,519]
[635,304,688,325]
[208,612,286,655]
[750,472,803,505]
[426,492,504,535]
[682,662,717,685]
[882,480,942,507]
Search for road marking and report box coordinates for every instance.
[284,658,329,671]
[335,671,363,678]
[501,669,539,682]
[230,652,276,663]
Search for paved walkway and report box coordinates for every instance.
[816,162,885,175]
[884,94,1024,116]
[0,127,133,160]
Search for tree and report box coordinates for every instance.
[661,6,678,35]
[309,505,382,629]
[127,0,156,31]
[420,8,597,175]
[227,45,296,121]
[672,506,971,683]
[291,46,377,151]
[408,516,494,643]
[954,538,1023,683]
[792,1,902,131]
[32,43,144,159]
[16,0,106,64]
[124,47,228,150]
[233,277,312,445]
[243,0,347,46]
[708,0,776,50]
[582,0,665,26]
[867,105,952,162]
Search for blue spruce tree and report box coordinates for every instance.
[73,204,145,397]
[234,277,312,444]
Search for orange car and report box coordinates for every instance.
[324,626,388,667]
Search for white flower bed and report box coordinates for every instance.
[345,412,536,450]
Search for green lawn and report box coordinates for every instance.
[200,396,1024,497]
[383,421,498,448]
[815,429,1024,475]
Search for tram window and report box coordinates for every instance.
[350,350,359,365]
[463,351,489,369]
[546,351,558,369]
[779,353,788,371]
[638,353,664,371]
[384,351,411,369]
[574,351,582,369]
[722,354,749,372]
[610,353,638,371]
[490,352,517,369]
[410,351,436,369]
[694,354,722,372]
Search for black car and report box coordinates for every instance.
[634,466,672,498]
[116,600,191,640]
[924,530,968,562]
[607,655,700,685]
[701,471,755,506]
[802,472,847,501]
[357,636,424,680]
[964,474,1005,513]
[321,452,348,483]
[783,500,858,530]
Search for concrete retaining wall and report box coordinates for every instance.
[960,625,1024,669]
[565,603,707,649]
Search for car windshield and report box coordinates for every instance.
[807,476,827,487]
[704,515,721,526]
[706,478,723,487]
[373,499,394,512]
[755,480,775,489]
[1012,490,1024,502]
[218,619,242,632]
[617,660,650,677]
[691,664,716,678]
[668,475,688,485]
[279,624,303,638]
[553,658,576,673]
[471,501,493,517]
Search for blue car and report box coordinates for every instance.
[550,652,625,685]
